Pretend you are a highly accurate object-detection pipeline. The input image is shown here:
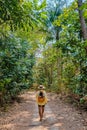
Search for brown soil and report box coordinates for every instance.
[0,91,87,130]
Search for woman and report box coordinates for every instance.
[36,85,47,121]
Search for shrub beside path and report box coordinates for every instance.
[0,91,87,130]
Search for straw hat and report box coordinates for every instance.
[38,85,45,90]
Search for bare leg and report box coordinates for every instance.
[42,106,44,114]
[38,106,45,121]
[42,106,45,118]
[38,106,42,121]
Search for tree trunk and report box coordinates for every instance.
[56,28,63,89]
[78,0,87,94]
[78,0,87,41]
[50,64,53,85]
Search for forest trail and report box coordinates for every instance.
[0,91,87,130]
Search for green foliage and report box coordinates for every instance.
[35,0,87,103]
[0,0,47,31]
[0,32,35,103]
[0,0,47,105]
[36,63,46,84]
[52,1,87,97]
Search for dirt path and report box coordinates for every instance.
[0,91,87,130]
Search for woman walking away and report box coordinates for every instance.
[36,85,47,121]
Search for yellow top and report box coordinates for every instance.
[36,90,47,105]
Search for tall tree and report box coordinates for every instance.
[77,0,87,40]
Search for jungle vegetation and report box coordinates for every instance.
[0,0,87,106]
